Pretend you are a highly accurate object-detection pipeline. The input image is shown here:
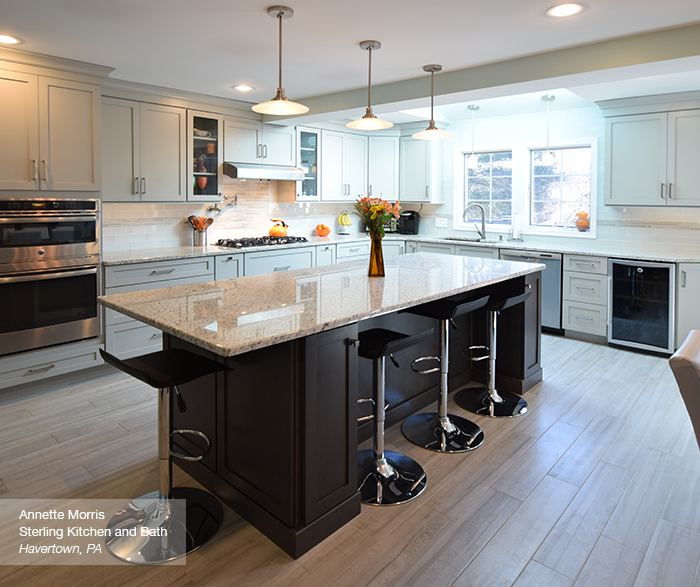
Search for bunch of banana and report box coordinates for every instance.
[338,210,352,226]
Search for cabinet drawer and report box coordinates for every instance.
[105,321,163,358]
[455,245,498,259]
[0,340,102,390]
[336,241,370,259]
[215,253,243,280]
[105,257,214,288]
[316,244,336,266]
[563,301,607,336]
[104,273,215,326]
[563,272,608,305]
[564,254,607,274]
[244,247,316,276]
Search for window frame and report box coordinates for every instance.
[453,139,598,238]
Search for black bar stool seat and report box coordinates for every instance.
[454,290,531,418]
[401,295,489,453]
[99,347,228,564]
[357,328,432,506]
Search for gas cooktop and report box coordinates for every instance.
[215,236,309,249]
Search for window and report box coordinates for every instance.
[465,152,512,224]
[530,147,591,228]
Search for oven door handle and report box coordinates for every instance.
[0,215,97,224]
[0,266,98,284]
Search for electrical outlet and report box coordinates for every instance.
[434,217,448,228]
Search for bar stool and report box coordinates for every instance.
[454,289,531,418]
[99,347,228,564]
[401,295,489,453]
[357,328,433,506]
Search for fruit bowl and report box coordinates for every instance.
[315,224,330,236]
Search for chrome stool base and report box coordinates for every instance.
[401,412,485,453]
[454,387,528,418]
[105,487,223,564]
[358,449,427,506]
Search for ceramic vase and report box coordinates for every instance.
[368,233,385,277]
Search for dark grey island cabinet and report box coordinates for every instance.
[100,253,544,558]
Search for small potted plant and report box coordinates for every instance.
[353,197,401,277]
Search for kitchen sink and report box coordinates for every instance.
[439,237,499,244]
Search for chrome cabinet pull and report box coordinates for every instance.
[150,332,163,339]
[42,160,48,181]
[575,285,595,291]
[134,177,139,195]
[682,270,687,288]
[274,266,290,271]
[141,178,146,194]
[574,315,594,321]
[661,183,665,199]
[149,268,175,276]
[426,186,430,198]
[32,160,38,181]
[27,363,56,375]
[669,183,673,199]
[263,144,268,158]
[575,262,595,267]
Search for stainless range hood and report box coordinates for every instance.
[223,161,305,181]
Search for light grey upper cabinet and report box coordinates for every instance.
[605,110,700,206]
[320,129,367,201]
[0,70,101,191]
[223,119,296,167]
[399,136,443,203]
[368,136,399,201]
[102,98,187,202]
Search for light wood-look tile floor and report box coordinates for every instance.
[2,334,699,586]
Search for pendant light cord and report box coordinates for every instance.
[429,69,435,123]
[546,99,551,151]
[277,10,283,89]
[367,46,372,109]
[471,108,475,156]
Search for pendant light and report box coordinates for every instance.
[413,65,452,140]
[467,104,480,168]
[252,6,309,116]
[347,41,393,131]
[541,94,556,165]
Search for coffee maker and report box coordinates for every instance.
[398,210,420,235]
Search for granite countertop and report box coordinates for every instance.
[101,234,700,266]
[98,252,544,357]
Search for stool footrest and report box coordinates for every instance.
[170,429,211,462]
[464,345,489,362]
[411,356,441,375]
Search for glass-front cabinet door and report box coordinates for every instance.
[188,111,223,202]
[296,126,320,201]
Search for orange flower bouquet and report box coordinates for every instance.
[353,197,401,277]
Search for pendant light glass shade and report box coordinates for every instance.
[252,6,309,116]
[541,94,556,165]
[347,41,393,131]
[413,64,452,140]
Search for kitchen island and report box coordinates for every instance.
[99,252,544,557]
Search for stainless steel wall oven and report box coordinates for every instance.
[0,199,100,357]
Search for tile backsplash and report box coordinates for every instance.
[102,179,361,252]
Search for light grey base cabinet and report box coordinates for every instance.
[676,263,700,348]
[0,339,103,391]
[244,247,316,276]
[562,254,608,337]
[103,257,215,359]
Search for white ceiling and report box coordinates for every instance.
[3,0,700,121]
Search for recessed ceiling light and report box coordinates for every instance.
[546,3,584,17]
[233,84,254,92]
[0,35,20,45]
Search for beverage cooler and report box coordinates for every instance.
[608,259,675,354]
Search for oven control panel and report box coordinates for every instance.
[0,199,98,213]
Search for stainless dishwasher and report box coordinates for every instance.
[500,250,562,331]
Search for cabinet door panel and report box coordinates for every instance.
[344,134,367,199]
[0,71,39,190]
[676,263,700,348]
[400,137,429,202]
[223,119,261,164]
[263,125,295,166]
[668,111,700,207]
[139,103,186,201]
[321,130,344,200]
[39,78,100,191]
[102,98,140,202]
[605,114,666,206]
[369,136,399,200]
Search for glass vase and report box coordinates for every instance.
[368,232,385,277]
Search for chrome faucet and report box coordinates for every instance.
[463,203,486,240]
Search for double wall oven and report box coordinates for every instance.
[0,199,100,357]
